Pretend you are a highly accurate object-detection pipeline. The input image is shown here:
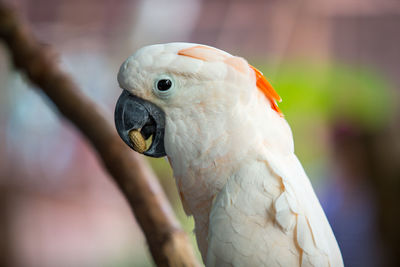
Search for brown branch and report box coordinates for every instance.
[0,2,200,267]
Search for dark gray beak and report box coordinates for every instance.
[114,90,166,157]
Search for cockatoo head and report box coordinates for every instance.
[115,43,282,163]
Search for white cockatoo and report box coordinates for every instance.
[114,43,343,267]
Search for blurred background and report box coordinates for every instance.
[0,0,399,266]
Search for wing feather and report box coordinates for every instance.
[263,149,343,267]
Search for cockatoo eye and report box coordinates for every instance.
[157,79,172,91]
[153,75,175,98]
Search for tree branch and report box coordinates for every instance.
[0,2,199,266]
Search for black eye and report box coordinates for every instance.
[157,79,172,91]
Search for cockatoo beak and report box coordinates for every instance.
[114,90,166,157]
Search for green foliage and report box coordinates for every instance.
[268,63,394,129]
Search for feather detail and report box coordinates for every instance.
[178,45,249,74]
[275,192,296,232]
[178,45,229,62]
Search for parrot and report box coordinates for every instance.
[114,43,343,267]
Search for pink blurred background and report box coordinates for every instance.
[1,0,399,266]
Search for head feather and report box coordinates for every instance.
[178,45,282,115]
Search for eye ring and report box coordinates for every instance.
[153,75,175,98]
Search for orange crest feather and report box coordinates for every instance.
[249,65,282,115]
